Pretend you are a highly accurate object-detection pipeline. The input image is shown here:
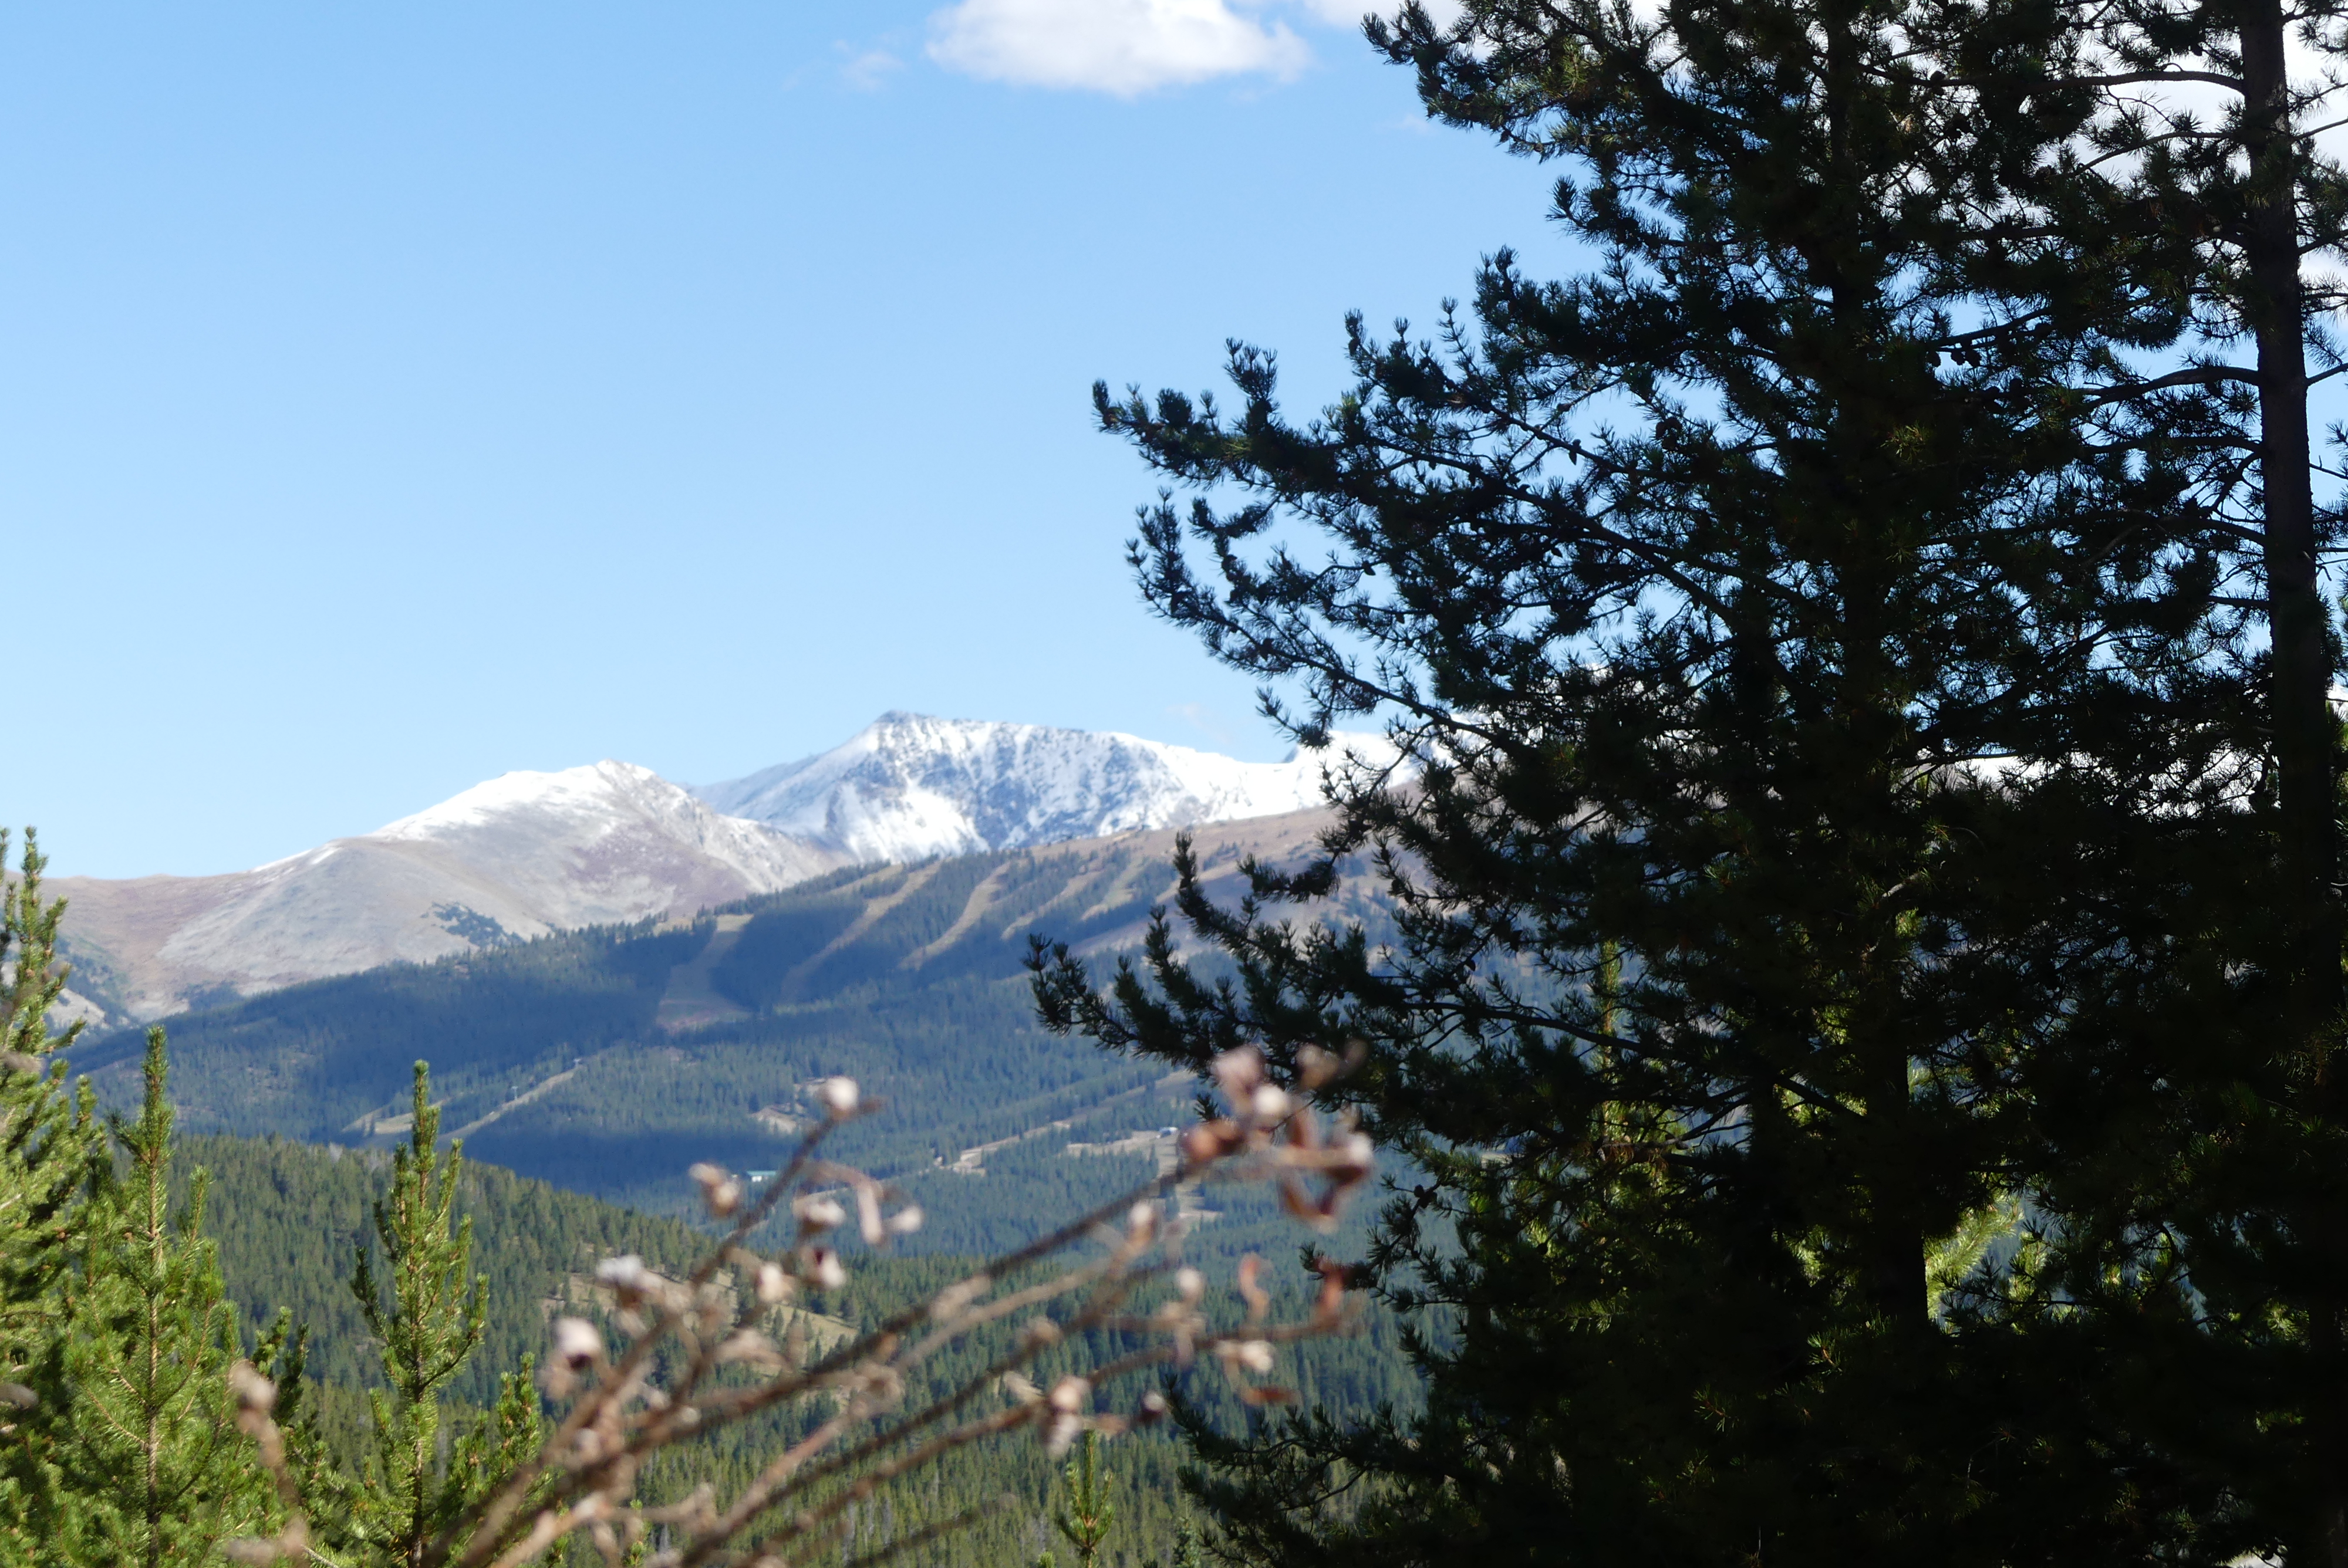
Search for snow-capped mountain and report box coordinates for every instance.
[55,762,846,1022]
[53,715,1392,1024]
[695,712,1386,864]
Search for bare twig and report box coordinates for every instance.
[232,1051,1372,1568]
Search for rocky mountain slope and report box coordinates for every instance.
[695,711,1377,863]
[50,715,1389,1023]
[54,762,847,1022]
[79,804,1357,1232]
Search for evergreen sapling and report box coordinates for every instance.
[53,1029,272,1566]
[345,1062,539,1567]
[0,831,108,1554]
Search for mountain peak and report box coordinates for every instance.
[696,713,1387,865]
[56,715,1391,1025]
[369,760,664,842]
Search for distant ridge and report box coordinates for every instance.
[55,762,845,1022]
[53,715,1391,1024]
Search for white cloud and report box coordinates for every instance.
[927,0,1314,96]
[1293,0,1465,25]
[840,47,905,90]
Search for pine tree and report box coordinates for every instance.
[246,1305,349,1548]
[1973,9,2348,1563]
[343,1061,539,1568]
[49,1028,274,1566]
[0,831,107,1554]
[1034,1,2244,1563]
[1051,1432,1116,1568]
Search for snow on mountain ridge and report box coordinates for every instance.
[364,759,836,898]
[370,760,683,840]
[55,717,1383,1023]
[60,762,848,1021]
[697,712,1391,864]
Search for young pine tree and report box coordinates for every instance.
[52,1029,275,1566]
[1051,1432,1116,1568]
[0,831,108,1554]
[343,1061,539,1568]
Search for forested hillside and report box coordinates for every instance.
[185,1130,1420,1568]
[70,809,1371,1249]
[29,806,1412,1566]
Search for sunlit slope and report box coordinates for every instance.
[80,807,1378,1249]
[53,762,846,1020]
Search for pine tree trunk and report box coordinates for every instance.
[144,1143,166,1568]
[1822,0,1929,1337]
[2241,5,2347,1560]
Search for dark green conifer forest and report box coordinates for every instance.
[3,834,1416,1566]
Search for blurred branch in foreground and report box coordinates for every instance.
[228,1044,1371,1568]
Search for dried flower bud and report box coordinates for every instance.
[1047,1375,1091,1414]
[0,1383,36,1411]
[855,1183,888,1246]
[689,1163,743,1218]
[226,1360,276,1414]
[807,1247,847,1292]
[1210,1046,1263,1102]
[794,1194,846,1231]
[1331,1131,1374,1184]
[1180,1120,1242,1167]
[755,1261,794,1305]
[551,1316,602,1369]
[1175,1267,1205,1304]
[818,1076,861,1118]
[1250,1084,1293,1123]
[1237,1254,1269,1320]
[1216,1339,1276,1375]
[221,1539,283,1564]
[1001,1371,1043,1405]
[595,1254,652,1307]
[1294,1044,1341,1090]
[1137,1390,1170,1424]
[886,1203,925,1236]
[1313,1255,1355,1321]
[1127,1201,1159,1241]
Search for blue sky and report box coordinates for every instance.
[3,2,1554,877]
